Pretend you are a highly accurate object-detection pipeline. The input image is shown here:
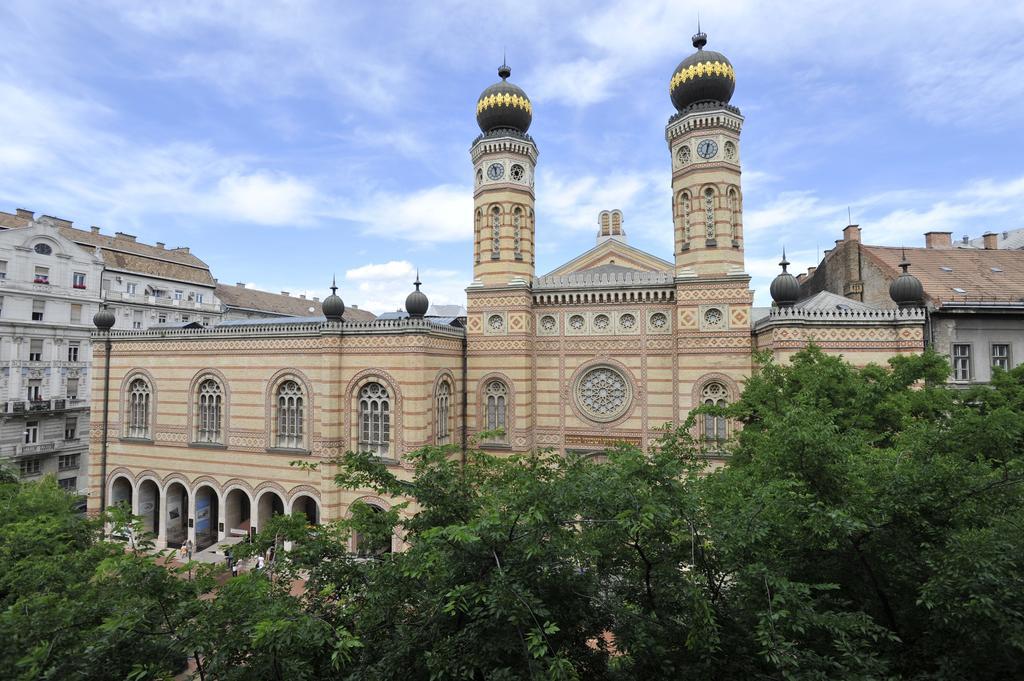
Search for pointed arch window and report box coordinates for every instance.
[359,382,390,456]
[491,206,501,259]
[196,379,223,443]
[275,380,305,449]
[704,188,716,241]
[127,378,151,439]
[513,206,523,260]
[701,382,728,442]
[436,380,452,445]
[485,380,508,435]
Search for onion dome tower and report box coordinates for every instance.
[322,277,346,321]
[769,250,800,307]
[93,304,115,331]
[470,60,538,286]
[476,61,532,133]
[889,249,924,309]
[666,27,745,279]
[670,28,736,112]
[405,271,429,318]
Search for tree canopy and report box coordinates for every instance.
[1,347,1022,679]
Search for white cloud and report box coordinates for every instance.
[343,259,468,314]
[349,185,473,243]
[214,172,316,225]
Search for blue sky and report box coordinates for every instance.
[2,1,1023,311]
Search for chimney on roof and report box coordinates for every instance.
[299,294,306,299]
[281,291,290,296]
[924,231,952,249]
[313,297,319,302]
[842,224,861,242]
[114,232,137,242]
[155,242,165,249]
[90,226,100,234]
[15,209,33,219]
[174,247,190,254]
[807,266,817,276]
[351,304,358,309]
[1003,231,1009,239]
[962,235,969,244]
[236,282,246,287]
[834,239,843,247]
[982,232,999,250]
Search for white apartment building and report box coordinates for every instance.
[0,215,102,492]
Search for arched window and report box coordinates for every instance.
[485,380,507,434]
[528,209,535,264]
[490,206,501,259]
[436,380,451,445]
[728,188,739,241]
[680,191,691,244]
[701,382,728,442]
[474,209,482,264]
[275,380,304,449]
[127,378,150,439]
[513,206,523,259]
[355,504,392,556]
[196,379,223,443]
[359,382,390,456]
[704,188,716,241]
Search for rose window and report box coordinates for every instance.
[569,315,585,330]
[650,312,668,329]
[619,313,636,329]
[703,308,724,328]
[510,164,525,181]
[541,315,556,332]
[594,314,610,330]
[576,367,630,421]
[488,314,504,331]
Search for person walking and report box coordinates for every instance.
[185,539,194,561]
[256,555,265,571]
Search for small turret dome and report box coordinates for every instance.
[476,63,532,133]
[769,250,800,307]
[670,30,736,112]
[405,272,429,318]
[93,305,115,330]
[322,278,345,321]
[889,250,924,308]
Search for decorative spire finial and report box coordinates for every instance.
[899,247,910,273]
[330,274,338,295]
[414,269,421,290]
[692,15,707,49]
[779,248,790,273]
[498,54,510,80]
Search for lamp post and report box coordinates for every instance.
[93,304,115,514]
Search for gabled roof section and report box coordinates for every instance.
[795,291,875,312]
[863,245,1024,304]
[215,283,376,321]
[541,239,672,279]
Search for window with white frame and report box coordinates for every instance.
[32,299,45,321]
[66,378,79,400]
[126,282,137,295]
[196,378,223,443]
[701,382,729,442]
[952,344,972,381]
[27,380,41,402]
[72,272,86,289]
[64,417,77,440]
[485,380,508,434]
[34,266,49,284]
[58,453,79,470]
[68,342,80,362]
[174,290,183,301]
[128,378,151,439]
[358,382,390,456]
[24,421,38,444]
[58,477,76,490]
[275,380,305,449]
[436,380,451,445]
[29,339,43,362]
[992,344,1010,371]
[0,260,7,279]
[195,293,204,304]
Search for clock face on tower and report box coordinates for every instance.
[697,139,718,159]
[487,163,505,180]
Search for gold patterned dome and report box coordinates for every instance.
[670,30,735,112]
[476,62,532,133]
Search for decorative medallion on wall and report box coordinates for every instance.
[540,315,556,332]
[575,366,631,423]
[649,312,668,330]
[510,164,525,181]
[486,313,505,334]
[700,305,728,331]
[619,313,636,330]
[594,314,610,330]
[569,314,585,331]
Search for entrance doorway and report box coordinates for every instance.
[194,485,220,551]
[164,482,189,548]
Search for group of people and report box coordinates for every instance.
[173,537,279,579]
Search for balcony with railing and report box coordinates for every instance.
[104,290,220,313]
[3,398,89,415]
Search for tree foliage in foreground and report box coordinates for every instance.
[1,347,1022,679]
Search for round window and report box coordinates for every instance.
[594,314,610,330]
[650,312,668,329]
[488,314,504,331]
[541,315,556,332]
[510,164,525,181]
[619,313,636,329]
[704,308,724,327]
[33,243,52,255]
[569,315,585,330]
[576,366,631,422]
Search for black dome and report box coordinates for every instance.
[670,31,735,112]
[93,305,115,330]
[770,251,800,307]
[322,278,345,321]
[405,274,429,318]
[889,251,924,308]
[476,63,532,133]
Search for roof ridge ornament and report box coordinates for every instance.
[692,15,707,49]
